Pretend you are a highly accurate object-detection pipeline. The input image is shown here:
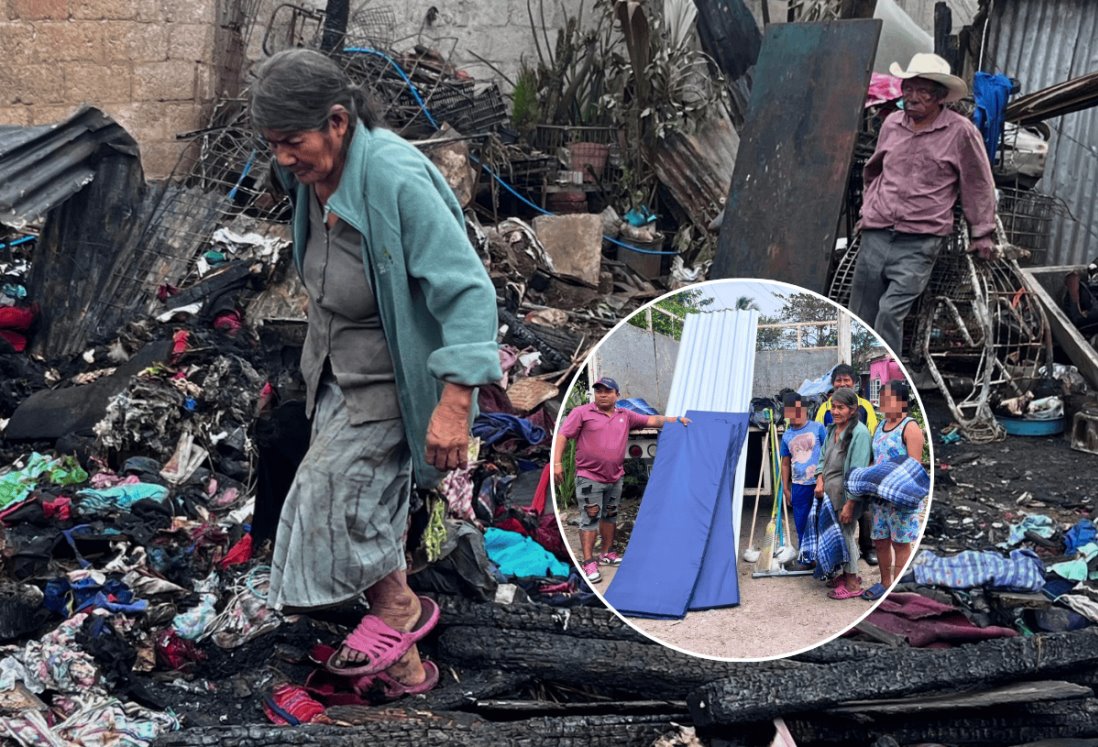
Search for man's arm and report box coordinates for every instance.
[645,414,690,428]
[956,122,998,249]
[551,433,570,482]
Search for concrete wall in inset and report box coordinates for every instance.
[752,348,840,399]
[594,323,679,414]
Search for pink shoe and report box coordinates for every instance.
[599,552,622,566]
[582,560,602,583]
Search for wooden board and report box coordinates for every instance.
[711,20,881,291]
[1022,266,1098,388]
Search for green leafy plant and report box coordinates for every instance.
[511,62,542,136]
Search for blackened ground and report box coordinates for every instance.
[923,392,1096,553]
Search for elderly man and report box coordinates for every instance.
[552,378,689,583]
[851,53,997,356]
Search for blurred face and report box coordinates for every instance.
[880,389,908,419]
[262,107,350,186]
[593,385,618,410]
[784,403,807,427]
[832,374,856,390]
[901,77,945,122]
[831,400,854,426]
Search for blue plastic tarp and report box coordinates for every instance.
[604,410,748,619]
[617,398,659,416]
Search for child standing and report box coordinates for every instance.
[779,391,827,548]
[862,381,926,601]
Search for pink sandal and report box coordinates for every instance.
[325,595,440,676]
[374,660,440,700]
[828,584,864,600]
[826,575,862,589]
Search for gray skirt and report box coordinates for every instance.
[268,377,412,610]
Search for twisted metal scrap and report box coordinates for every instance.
[830,221,1051,443]
[915,223,1050,442]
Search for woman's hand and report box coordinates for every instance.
[814,477,824,499]
[426,384,474,471]
[839,502,855,525]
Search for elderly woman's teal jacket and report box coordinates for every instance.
[274,122,502,487]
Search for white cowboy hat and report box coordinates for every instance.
[889,53,968,103]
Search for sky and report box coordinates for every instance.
[697,279,799,317]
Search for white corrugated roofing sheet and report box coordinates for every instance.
[665,310,759,555]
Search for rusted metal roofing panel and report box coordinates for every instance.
[0,106,138,231]
[982,0,1098,266]
[665,309,759,555]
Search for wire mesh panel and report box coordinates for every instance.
[997,186,1064,265]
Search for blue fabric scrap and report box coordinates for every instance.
[972,71,1014,163]
[471,413,547,447]
[483,527,570,578]
[913,549,1045,592]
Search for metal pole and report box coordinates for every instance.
[320,0,350,52]
[838,313,852,363]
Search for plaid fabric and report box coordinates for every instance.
[797,494,850,579]
[913,549,1046,592]
[847,455,929,510]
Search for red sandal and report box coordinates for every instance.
[325,595,440,677]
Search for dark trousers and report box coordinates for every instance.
[850,229,945,356]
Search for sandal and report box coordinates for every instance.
[861,583,888,602]
[325,595,440,677]
[374,660,440,701]
[828,584,864,600]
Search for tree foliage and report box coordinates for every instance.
[757,292,874,359]
[627,287,714,341]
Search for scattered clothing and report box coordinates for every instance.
[1065,519,1097,556]
[483,528,570,578]
[1049,542,1098,582]
[75,484,170,514]
[471,412,548,448]
[0,453,88,512]
[912,549,1046,592]
[867,592,1018,647]
[1000,513,1057,549]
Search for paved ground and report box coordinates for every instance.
[560,499,883,661]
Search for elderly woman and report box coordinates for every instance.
[814,387,872,599]
[250,48,501,696]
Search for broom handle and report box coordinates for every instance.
[747,437,768,545]
[770,419,782,537]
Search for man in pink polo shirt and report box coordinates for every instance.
[552,377,690,583]
[850,53,997,356]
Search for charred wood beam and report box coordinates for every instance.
[434,596,647,642]
[829,681,1093,716]
[690,631,1098,727]
[151,710,678,747]
[470,699,689,717]
[320,0,350,52]
[790,637,895,664]
[437,627,804,700]
[784,698,1098,746]
[498,308,572,371]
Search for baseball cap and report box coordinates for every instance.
[592,377,619,392]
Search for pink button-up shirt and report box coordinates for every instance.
[861,108,996,239]
[558,403,650,483]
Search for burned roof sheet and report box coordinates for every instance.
[0,106,139,231]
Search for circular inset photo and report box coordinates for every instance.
[550,279,934,660]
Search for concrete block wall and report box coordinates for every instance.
[0,0,223,178]
[260,0,588,89]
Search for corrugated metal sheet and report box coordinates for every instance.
[652,113,739,233]
[983,0,1098,267]
[665,310,759,555]
[0,106,138,230]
